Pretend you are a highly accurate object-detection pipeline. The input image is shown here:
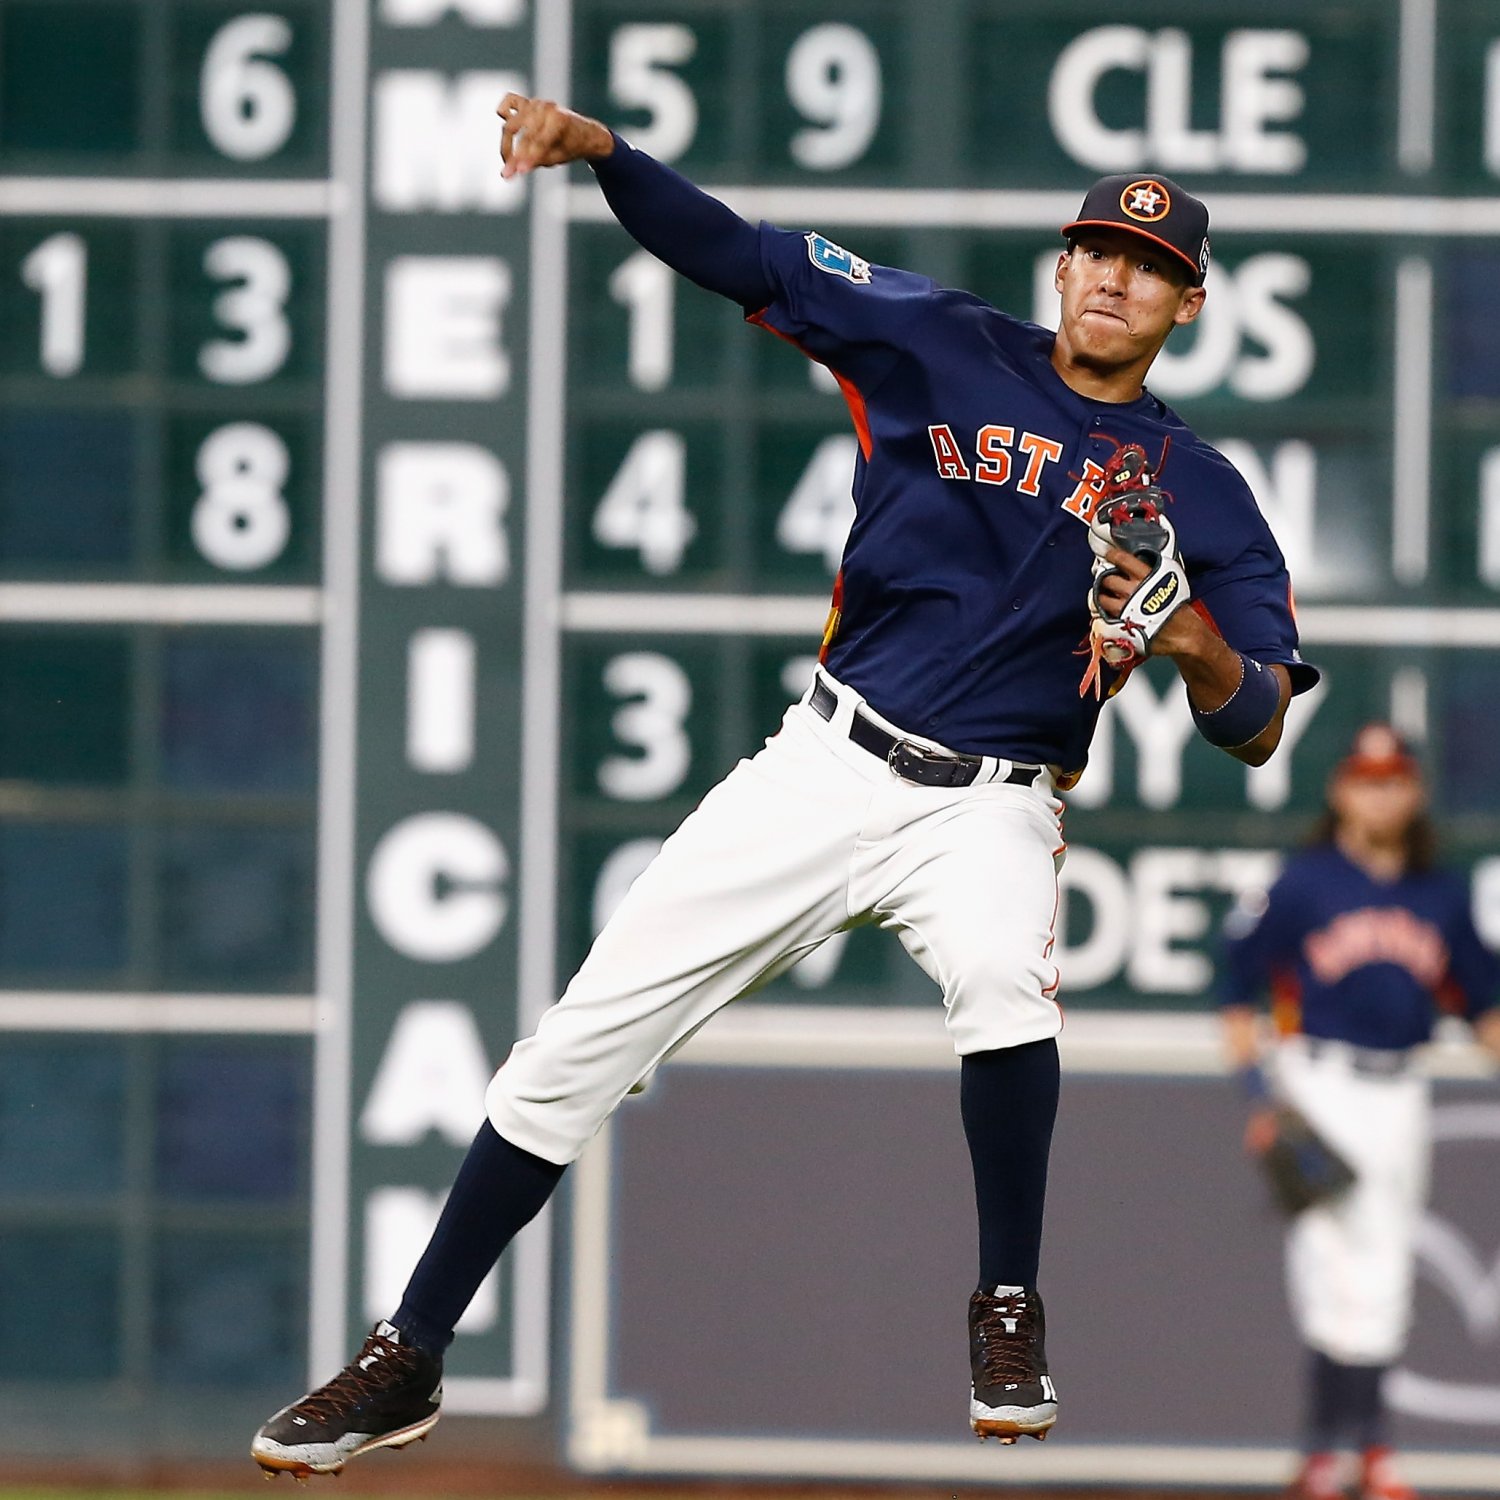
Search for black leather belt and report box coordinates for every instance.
[809,677,1042,790]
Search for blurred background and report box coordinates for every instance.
[0,0,1497,1493]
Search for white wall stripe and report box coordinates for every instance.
[308,0,371,1390]
[1393,257,1435,584]
[1398,0,1438,173]
[0,583,323,625]
[568,184,1500,235]
[0,994,317,1033]
[0,177,341,217]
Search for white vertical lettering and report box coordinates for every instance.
[374,71,526,212]
[367,814,508,961]
[385,256,511,398]
[408,629,477,773]
[377,443,509,585]
[365,1188,498,1331]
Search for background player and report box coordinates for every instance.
[1221,724,1500,1500]
[251,97,1318,1478]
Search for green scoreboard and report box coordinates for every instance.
[2,0,1499,1453]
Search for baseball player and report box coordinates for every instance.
[1221,724,1500,1500]
[252,97,1319,1478]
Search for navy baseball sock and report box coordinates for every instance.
[392,1121,565,1356]
[961,1038,1059,1289]
[1348,1361,1391,1451]
[1305,1348,1344,1452]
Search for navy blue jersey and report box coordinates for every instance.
[1220,844,1500,1051]
[750,227,1319,776]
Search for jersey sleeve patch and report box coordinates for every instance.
[805,232,872,284]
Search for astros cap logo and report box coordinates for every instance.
[1120,179,1171,222]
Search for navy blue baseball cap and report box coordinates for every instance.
[1061,174,1211,285]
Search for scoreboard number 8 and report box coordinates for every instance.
[192,423,292,571]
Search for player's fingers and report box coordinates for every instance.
[497,93,529,170]
[1103,544,1149,578]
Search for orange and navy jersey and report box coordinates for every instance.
[1220,845,1499,1050]
[747,226,1317,770]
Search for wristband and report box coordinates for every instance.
[1192,653,1280,748]
[1237,1063,1271,1103]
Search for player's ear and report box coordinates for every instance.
[1172,283,1207,327]
[1053,250,1071,294]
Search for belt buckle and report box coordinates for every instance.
[888,738,961,783]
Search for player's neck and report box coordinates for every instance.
[1047,337,1151,404]
[1334,827,1407,883]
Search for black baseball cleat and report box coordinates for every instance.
[251,1321,442,1478]
[969,1285,1058,1442]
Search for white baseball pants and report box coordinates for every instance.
[1276,1036,1431,1365]
[487,670,1067,1165]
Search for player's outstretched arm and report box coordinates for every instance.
[496,93,773,311]
[498,94,614,177]
[1094,544,1291,765]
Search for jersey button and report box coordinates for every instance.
[1011,599,1021,610]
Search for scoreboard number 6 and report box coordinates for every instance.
[200,13,297,162]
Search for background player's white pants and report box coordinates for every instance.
[1276,1036,1430,1365]
[487,671,1067,1165]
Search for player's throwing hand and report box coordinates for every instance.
[497,93,613,178]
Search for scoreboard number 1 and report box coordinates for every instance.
[20,232,87,379]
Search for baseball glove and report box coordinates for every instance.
[1258,1105,1357,1217]
[1078,442,1190,699]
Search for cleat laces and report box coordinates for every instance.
[289,1333,425,1424]
[972,1293,1041,1386]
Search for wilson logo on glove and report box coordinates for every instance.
[1076,439,1190,699]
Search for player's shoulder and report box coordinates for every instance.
[1149,410,1259,509]
[1277,844,1338,886]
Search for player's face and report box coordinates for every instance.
[1053,232,1205,374]
[1329,771,1426,844]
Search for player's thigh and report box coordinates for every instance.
[488,718,869,1159]
[866,785,1064,1051]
